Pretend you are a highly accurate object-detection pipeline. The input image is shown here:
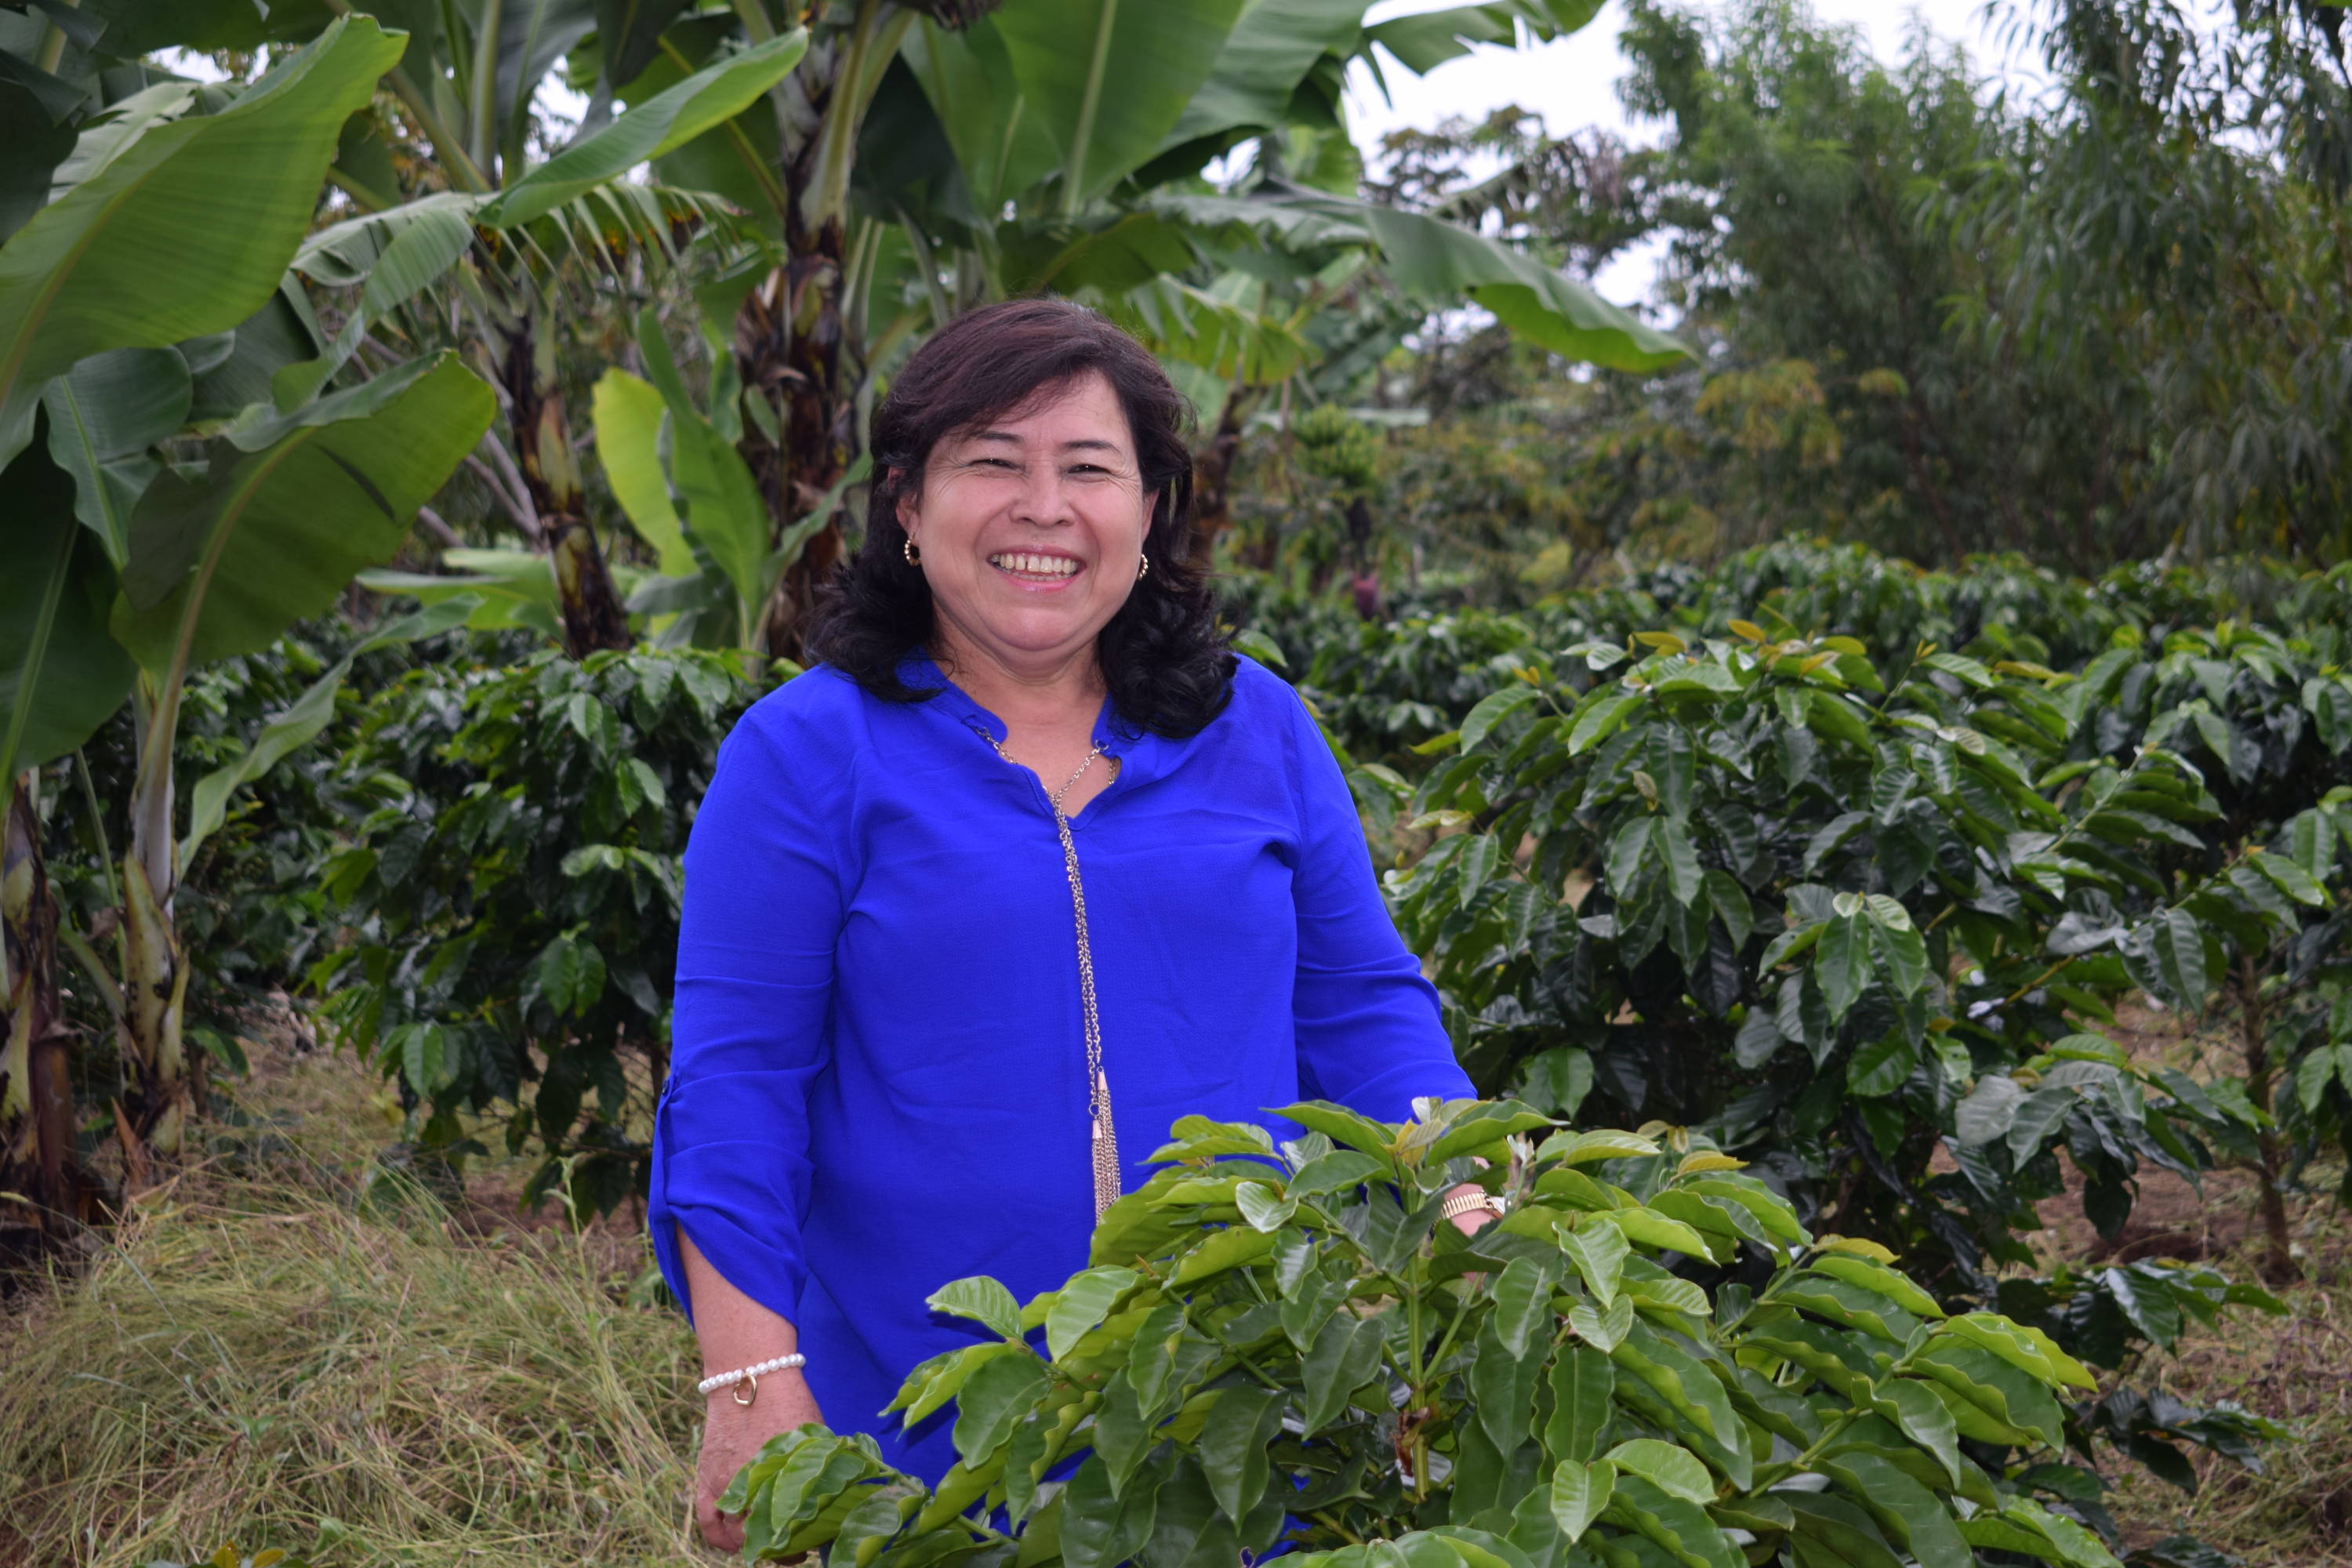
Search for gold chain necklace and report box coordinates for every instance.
[983,734,1122,1219]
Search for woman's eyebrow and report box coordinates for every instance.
[961,430,1128,456]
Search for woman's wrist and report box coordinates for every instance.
[698,1349,806,1406]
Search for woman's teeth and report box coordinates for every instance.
[990,552,1080,579]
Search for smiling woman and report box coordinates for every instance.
[648,298,1491,1550]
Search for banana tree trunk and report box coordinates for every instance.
[112,683,191,1160]
[497,314,633,659]
[741,222,855,659]
[2,775,89,1234]
[1192,398,1246,557]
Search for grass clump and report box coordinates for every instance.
[0,1043,706,1568]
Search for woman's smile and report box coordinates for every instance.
[987,549,1085,583]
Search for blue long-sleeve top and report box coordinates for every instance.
[649,651,1472,1483]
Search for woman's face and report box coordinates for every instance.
[897,370,1155,681]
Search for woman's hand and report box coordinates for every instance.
[695,1370,826,1552]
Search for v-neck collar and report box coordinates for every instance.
[895,648,1170,811]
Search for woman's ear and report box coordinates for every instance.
[892,470,918,542]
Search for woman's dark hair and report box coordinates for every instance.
[808,297,1233,739]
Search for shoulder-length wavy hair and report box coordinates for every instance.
[807,298,1233,739]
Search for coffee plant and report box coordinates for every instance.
[309,648,766,1214]
[1328,607,2352,1494]
[727,1099,2173,1568]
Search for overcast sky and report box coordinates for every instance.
[1348,0,2038,309]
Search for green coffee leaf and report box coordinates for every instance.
[1806,1255,1944,1319]
[1569,687,1642,753]
[1541,1129,1663,1164]
[1461,684,1537,753]
[1171,1225,1277,1283]
[1820,1451,1973,1568]
[1816,913,1871,1020]
[1196,1385,1284,1524]
[1787,1493,1904,1568]
[1605,1439,1714,1504]
[1610,1323,1739,1447]
[1491,1257,1557,1358]
[1955,1073,2026,1146]
[1569,1293,1635,1352]
[1871,1377,1963,1487]
[1544,1346,1617,1464]
[2005,1084,2078,1163]
[1234,1181,1297,1232]
[925,1276,1023,1341]
[949,1351,1049,1464]
[1300,1311,1386,1434]
[1060,1454,1161,1568]
[1548,1459,1613,1542]
[1938,1312,2098,1390]
[1602,1472,1742,1568]
[1045,1265,1138,1360]
[1604,1207,1720,1261]
[1558,1218,1630,1308]
[1911,1341,2066,1450]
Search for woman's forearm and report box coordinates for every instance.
[680,1227,822,1550]
[679,1227,802,1375]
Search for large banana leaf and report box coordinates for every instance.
[1359,0,1604,75]
[633,308,768,642]
[282,30,808,321]
[41,345,190,561]
[1337,196,1685,371]
[481,27,808,226]
[271,201,475,409]
[1156,190,1687,372]
[1163,0,1369,148]
[593,0,697,89]
[0,16,401,418]
[991,0,1252,209]
[492,0,600,142]
[898,17,1063,212]
[111,352,496,677]
[0,434,137,779]
[590,368,695,577]
[358,547,562,638]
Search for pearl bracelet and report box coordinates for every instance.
[698,1352,806,1404]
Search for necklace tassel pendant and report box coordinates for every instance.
[1091,1073,1120,1219]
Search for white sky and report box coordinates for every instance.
[1348,0,2041,310]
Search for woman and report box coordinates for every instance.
[651,299,1490,1551]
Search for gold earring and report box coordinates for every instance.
[1136,554,1150,580]
[903,537,922,566]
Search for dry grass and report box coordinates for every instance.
[0,1032,709,1568]
[2103,1191,2352,1567]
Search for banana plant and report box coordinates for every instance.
[256,16,811,655]
[0,18,498,1175]
[588,306,871,649]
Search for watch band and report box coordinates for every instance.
[1440,1189,1504,1220]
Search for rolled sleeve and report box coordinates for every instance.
[1280,681,1475,1122]
[649,697,848,1327]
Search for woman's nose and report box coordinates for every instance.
[1012,466,1076,525]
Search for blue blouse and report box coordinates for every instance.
[649,652,1472,1483]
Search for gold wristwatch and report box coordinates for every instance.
[1440,1189,1506,1221]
